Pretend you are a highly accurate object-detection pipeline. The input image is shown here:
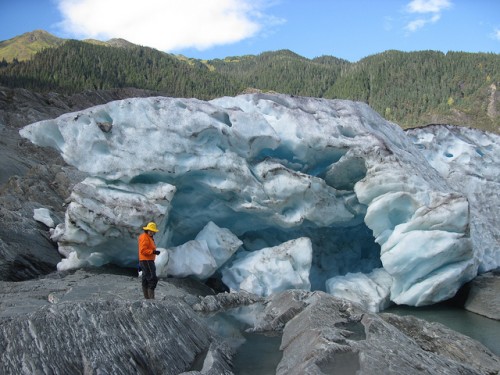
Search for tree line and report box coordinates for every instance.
[0,41,498,132]
[324,50,499,130]
[0,40,240,99]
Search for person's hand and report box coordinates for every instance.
[154,250,160,255]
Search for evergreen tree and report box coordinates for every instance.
[0,42,498,132]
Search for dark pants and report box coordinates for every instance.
[139,260,158,290]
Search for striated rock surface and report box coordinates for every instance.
[2,301,215,374]
[381,313,500,374]
[0,269,233,375]
[1,271,499,374]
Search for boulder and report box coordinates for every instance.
[463,270,500,320]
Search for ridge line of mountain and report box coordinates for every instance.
[1,30,499,133]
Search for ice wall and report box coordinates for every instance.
[21,93,490,310]
[407,125,500,273]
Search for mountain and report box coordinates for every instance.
[324,50,500,132]
[0,30,140,63]
[207,49,350,98]
[0,30,66,63]
[0,30,499,133]
[83,37,138,49]
[0,39,241,99]
[205,49,499,132]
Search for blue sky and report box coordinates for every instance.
[1,0,499,62]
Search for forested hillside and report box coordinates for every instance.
[206,50,350,98]
[0,40,241,99]
[204,49,499,132]
[1,33,498,133]
[324,50,499,131]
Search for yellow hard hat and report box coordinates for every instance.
[143,222,159,232]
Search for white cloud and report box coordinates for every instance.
[406,0,451,14]
[493,28,500,41]
[405,13,441,32]
[406,18,427,32]
[56,0,280,51]
[404,0,451,33]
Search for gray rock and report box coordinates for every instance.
[252,291,500,375]
[0,269,234,374]
[1,301,210,374]
[0,165,79,281]
[381,313,500,374]
[193,291,264,312]
[253,289,313,331]
[2,272,499,374]
[464,270,500,320]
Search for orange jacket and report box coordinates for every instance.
[138,232,157,261]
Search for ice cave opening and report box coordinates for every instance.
[130,160,381,293]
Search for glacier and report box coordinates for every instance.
[21,93,499,311]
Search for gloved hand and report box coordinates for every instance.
[154,250,160,255]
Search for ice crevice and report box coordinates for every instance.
[21,93,498,312]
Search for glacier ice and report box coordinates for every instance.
[33,208,57,228]
[51,177,176,270]
[326,268,393,312]
[406,125,500,273]
[221,237,313,296]
[20,93,498,310]
[155,221,243,280]
[195,221,243,269]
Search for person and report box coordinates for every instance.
[138,222,161,299]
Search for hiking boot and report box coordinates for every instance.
[142,286,150,299]
[148,288,155,300]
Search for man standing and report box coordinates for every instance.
[138,222,160,299]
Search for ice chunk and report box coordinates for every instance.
[195,221,243,268]
[57,251,108,271]
[163,240,216,280]
[221,237,313,296]
[326,268,393,312]
[156,222,242,279]
[33,208,56,228]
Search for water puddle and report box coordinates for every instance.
[232,331,283,374]
[318,351,361,375]
[201,304,283,374]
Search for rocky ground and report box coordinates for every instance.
[0,269,234,374]
[1,86,499,374]
[0,269,499,374]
